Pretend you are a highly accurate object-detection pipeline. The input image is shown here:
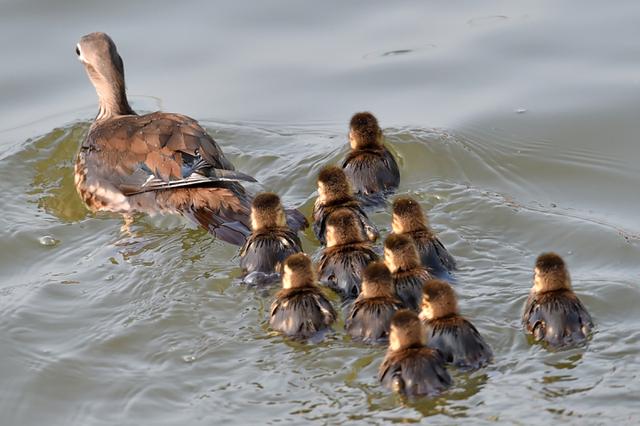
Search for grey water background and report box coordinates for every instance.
[1,0,639,424]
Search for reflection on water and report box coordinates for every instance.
[26,123,90,222]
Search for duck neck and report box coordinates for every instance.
[89,66,134,121]
[96,85,134,121]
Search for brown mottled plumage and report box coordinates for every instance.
[269,254,337,340]
[379,310,451,396]
[74,32,257,245]
[420,280,492,370]
[318,209,378,300]
[391,197,456,275]
[342,112,400,205]
[523,253,593,348]
[384,234,432,311]
[345,262,402,343]
[240,193,303,281]
[313,166,378,245]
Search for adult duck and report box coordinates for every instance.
[74,32,257,245]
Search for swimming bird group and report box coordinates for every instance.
[73,32,594,397]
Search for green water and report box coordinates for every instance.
[1,1,639,424]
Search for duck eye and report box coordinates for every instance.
[75,46,80,56]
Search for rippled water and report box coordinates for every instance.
[1,1,640,425]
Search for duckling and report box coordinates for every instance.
[269,253,337,339]
[74,32,261,245]
[420,279,492,370]
[523,253,593,348]
[384,234,432,311]
[317,209,379,300]
[345,261,402,343]
[240,193,303,283]
[379,310,452,396]
[313,166,379,245]
[392,197,456,276]
[342,112,400,204]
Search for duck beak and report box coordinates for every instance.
[76,44,86,63]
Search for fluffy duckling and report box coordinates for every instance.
[240,193,303,283]
[379,310,452,396]
[384,234,432,311]
[523,253,593,348]
[317,209,379,300]
[392,197,456,276]
[420,279,492,370]
[74,32,258,245]
[342,112,400,204]
[269,254,337,339]
[313,166,379,245]
[345,261,403,343]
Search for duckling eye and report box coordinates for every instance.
[75,46,81,56]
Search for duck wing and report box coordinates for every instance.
[83,112,255,197]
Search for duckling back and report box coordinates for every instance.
[425,316,493,370]
[523,290,593,348]
[342,148,399,204]
[346,297,401,343]
[379,347,451,396]
[317,244,378,299]
[240,228,303,282]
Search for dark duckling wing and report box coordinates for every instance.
[317,244,379,299]
[412,230,457,274]
[425,316,493,370]
[379,348,451,396]
[523,290,593,348]
[269,288,337,339]
[284,208,309,233]
[311,202,330,243]
[313,202,379,244]
[240,228,303,275]
[345,297,401,343]
[342,147,400,197]
[393,268,431,311]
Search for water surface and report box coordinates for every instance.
[1,1,639,424]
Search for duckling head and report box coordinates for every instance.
[349,112,383,150]
[420,279,458,321]
[76,32,133,118]
[392,196,429,234]
[251,192,286,231]
[325,209,365,247]
[317,166,352,204]
[389,309,427,351]
[533,252,572,294]
[360,261,395,299]
[384,233,420,273]
[282,253,315,289]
